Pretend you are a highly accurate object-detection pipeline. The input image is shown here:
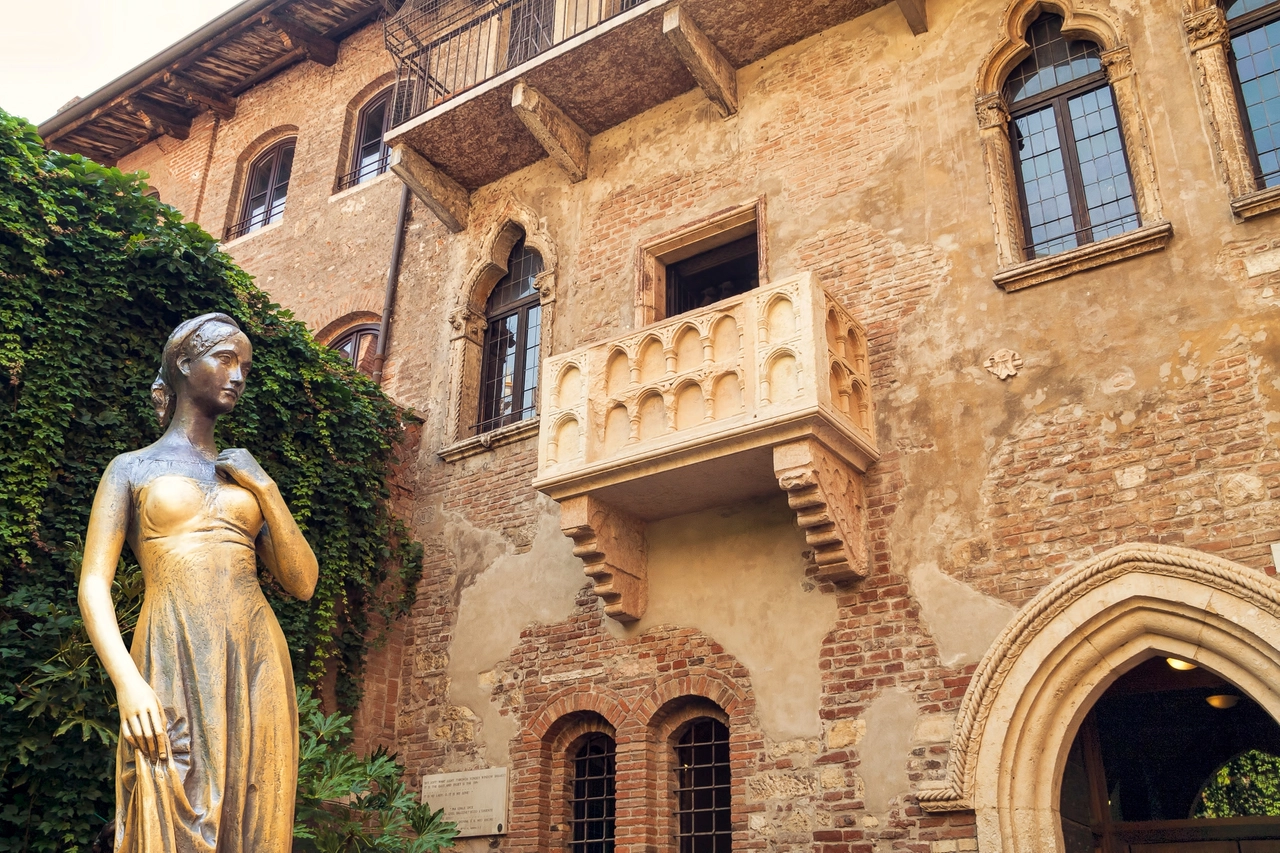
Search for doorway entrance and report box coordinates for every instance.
[1061,657,1280,853]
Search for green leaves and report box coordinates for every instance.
[1194,749,1280,818]
[0,108,423,851]
[294,687,458,853]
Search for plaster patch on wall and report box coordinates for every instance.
[609,496,837,740]
[447,498,587,763]
[908,562,1015,665]
[860,687,917,813]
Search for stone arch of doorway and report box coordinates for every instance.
[917,542,1280,853]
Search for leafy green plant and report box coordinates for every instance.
[1194,749,1280,818]
[295,688,458,853]
[0,108,422,851]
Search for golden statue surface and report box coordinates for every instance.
[78,314,318,853]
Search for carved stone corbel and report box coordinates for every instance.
[558,495,648,622]
[773,438,869,583]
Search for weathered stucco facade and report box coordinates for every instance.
[46,0,1280,849]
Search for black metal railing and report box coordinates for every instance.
[225,198,286,241]
[385,0,644,128]
[336,150,392,192]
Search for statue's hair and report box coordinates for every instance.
[151,313,244,428]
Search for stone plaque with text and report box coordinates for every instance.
[420,767,509,837]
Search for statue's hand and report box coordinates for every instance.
[118,677,170,763]
[215,448,274,492]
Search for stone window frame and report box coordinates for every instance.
[1184,0,1280,219]
[977,0,1172,291]
[332,73,397,195]
[221,125,300,243]
[439,207,558,461]
[634,198,768,327]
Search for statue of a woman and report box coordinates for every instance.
[78,313,318,853]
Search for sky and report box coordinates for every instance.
[0,0,246,126]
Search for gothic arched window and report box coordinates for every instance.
[1006,14,1140,258]
[477,238,543,433]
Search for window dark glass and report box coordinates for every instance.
[331,324,379,374]
[570,733,616,853]
[507,0,556,67]
[1226,0,1280,188]
[230,139,296,240]
[1006,15,1139,259]
[477,239,543,433]
[666,235,759,318]
[674,718,731,853]
[338,90,393,191]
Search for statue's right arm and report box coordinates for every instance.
[78,457,170,763]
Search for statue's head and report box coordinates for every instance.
[151,313,252,427]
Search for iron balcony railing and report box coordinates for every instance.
[225,197,287,241]
[385,0,644,128]
[336,149,392,192]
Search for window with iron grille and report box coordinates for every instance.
[1006,15,1139,259]
[673,718,731,853]
[228,139,296,240]
[570,733,616,853]
[338,90,393,191]
[1225,0,1280,188]
[477,238,544,433]
[331,324,379,375]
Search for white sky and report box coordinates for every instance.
[0,1,246,126]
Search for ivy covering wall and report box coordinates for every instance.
[0,109,422,851]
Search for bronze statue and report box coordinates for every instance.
[78,313,318,853]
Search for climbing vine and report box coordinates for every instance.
[0,109,423,851]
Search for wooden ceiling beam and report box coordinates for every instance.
[165,73,238,120]
[121,97,193,141]
[897,0,928,35]
[262,10,339,66]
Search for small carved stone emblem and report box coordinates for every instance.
[984,349,1023,379]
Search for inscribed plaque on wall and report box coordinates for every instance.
[420,767,509,836]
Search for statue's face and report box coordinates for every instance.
[179,329,252,416]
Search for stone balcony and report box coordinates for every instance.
[533,272,878,621]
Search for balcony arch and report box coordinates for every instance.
[918,542,1280,853]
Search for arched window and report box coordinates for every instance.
[230,138,296,240]
[569,733,616,853]
[1006,14,1139,258]
[673,718,731,853]
[338,89,393,191]
[1225,0,1280,188]
[477,238,543,433]
[331,323,379,374]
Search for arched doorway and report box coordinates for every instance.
[916,543,1280,853]
[1061,656,1280,851]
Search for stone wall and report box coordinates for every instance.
[115,0,1280,848]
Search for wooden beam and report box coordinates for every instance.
[262,10,338,66]
[389,145,469,233]
[165,73,237,119]
[511,82,590,182]
[662,6,738,117]
[121,97,193,141]
[897,0,928,35]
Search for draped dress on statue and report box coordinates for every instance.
[116,458,297,853]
